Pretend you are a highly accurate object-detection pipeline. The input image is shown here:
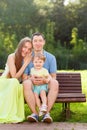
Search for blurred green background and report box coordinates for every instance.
[0,0,87,70]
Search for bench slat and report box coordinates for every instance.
[57,93,85,97]
[56,93,86,102]
[59,90,82,93]
[56,98,86,103]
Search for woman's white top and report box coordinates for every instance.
[2,64,9,77]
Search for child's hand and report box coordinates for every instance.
[24,52,32,65]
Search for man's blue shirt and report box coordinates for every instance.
[24,50,57,75]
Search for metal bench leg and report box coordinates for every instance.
[62,103,70,119]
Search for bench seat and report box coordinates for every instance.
[56,93,86,102]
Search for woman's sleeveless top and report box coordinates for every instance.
[1,64,9,78]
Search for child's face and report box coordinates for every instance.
[33,57,44,70]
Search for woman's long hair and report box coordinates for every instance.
[15,37,31,72]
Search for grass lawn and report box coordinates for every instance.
[24,70,87,122]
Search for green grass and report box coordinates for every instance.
[24,70,87,122]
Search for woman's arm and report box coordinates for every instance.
[7,53,31,79]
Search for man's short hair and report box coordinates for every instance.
[31,32,45,41]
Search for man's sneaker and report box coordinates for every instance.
[41,113,53,123]
[27,113,38,122]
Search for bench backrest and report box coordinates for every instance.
[0,72,82,94]
[56,73,82,94]
[0,72,2,76]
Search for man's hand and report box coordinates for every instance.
[30,75,45,85]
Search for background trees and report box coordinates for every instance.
[0,0,87,69]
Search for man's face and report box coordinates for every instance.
[32,35,45,52]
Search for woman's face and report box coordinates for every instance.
[21,42,32,57]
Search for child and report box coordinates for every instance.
[30,53,51,116]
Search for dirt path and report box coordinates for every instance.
[0,122,87,130]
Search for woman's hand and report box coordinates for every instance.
[24,52,32,65]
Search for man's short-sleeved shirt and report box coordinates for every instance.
[24,50,57,75]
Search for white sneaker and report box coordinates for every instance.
[40,104,47,113]
[39,104,47,117]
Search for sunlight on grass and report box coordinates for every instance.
[80,70,87,97]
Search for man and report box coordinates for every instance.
[23,32,59,123]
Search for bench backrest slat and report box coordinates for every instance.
[56,73,82,93]
[0,72,2,76]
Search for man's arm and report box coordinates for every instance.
[22,64,31,81]
[50,73,56,79]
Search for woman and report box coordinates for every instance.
[0,37,32,123]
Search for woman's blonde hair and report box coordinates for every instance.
[15,37,32,72]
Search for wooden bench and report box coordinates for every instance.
[56,72,86,119]
[0,71,86,119]
[0,72,2,76]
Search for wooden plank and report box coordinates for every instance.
[56,93,86,102]
[56,98,86,103]
[59,90,82,93]
[59,84,81,87]
[57,93,85,97]
[59,86,81,89]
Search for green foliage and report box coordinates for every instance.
[70,27,78,47]
[0,26,17,68]
[0,0,87,70]
[54,42,69,69]
[44,20,55,53]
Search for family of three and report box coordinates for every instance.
[0,32,59,123]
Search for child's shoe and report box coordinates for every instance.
[39,104,47,116]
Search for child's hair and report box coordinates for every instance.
[32,53,46,62]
